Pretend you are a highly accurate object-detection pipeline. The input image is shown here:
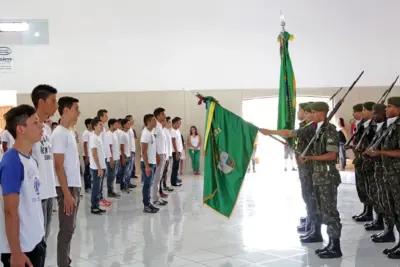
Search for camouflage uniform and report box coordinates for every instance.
[312,122,342,239]
[353,120,370,205]
[381,119,400,232]
[294,121,318,224]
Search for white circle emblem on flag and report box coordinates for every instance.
[217,151,235,174]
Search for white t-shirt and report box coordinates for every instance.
[141,128,156,164]
[32,123,57,200]
[1,130,15,150]
[154,121,167,155]
[163,128,173,157]
[0,149,44,253]
[89,134,106,170]
[119,131,131,157]
[52,126,82,187]
[100,128,111,159]
[107,131,120,162]
[81,129,92,156]
[128,128,136,153]
[170,129,183,153]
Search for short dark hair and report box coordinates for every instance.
[91,117,101,129]
[58,96,79,116]
[84,118,92,128]
[153,107,165,118]
[31,84,58,108]
[108,118,117,128]
[51,122,58,127]
[338,118,345,128]
[97,109,108,118]
[190,125,198,135]
[5,104,36,139]
[143,114,154,126]
[172,117,181,124]
[166,116,171,123]
[125,115,133,120]
[121,118,129,128]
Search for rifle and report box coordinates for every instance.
[300,71,364,157]
[328,87,343,102]
[368,117,400,150]
[354,76,399,151]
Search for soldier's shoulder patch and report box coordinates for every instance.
[327,138,334,143]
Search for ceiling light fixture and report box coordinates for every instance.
[0,22,30,32]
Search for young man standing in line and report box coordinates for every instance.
[31,84,59,244]
[170,117,183,187]
[97,110,112,206]
[81,118,93,193]
[126,115,138,181]
[0,105,45,267]
[160,117,174,195]
[52,97,81,267]
[89,118,107,215]
[119,119,132,193]
[141,114,159,213]
[106,119,121,198]
[153,108,168,206]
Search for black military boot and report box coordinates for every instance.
[383,240,400,255]
[355,205,373,222]
[300,224,323,243]
[365,213,384,231]
[352,205,367,220]
[372,224,395,243]
[297,219,312,232]
[299,223,314,239]
[318,238,342,259]
[388,246,400,259]
[315,238,331,255]
[300,216,307,224]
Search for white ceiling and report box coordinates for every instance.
[0,0,399,93]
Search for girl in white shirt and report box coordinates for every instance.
[187,126,202,175]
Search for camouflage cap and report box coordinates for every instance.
[304,102,313,112]
[353,103,363,112]
[388,97,400,107]
[372,103,386,114]
[310,102,329,112]
[363,101,376,111]
[299,103,308,110]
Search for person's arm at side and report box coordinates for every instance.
[53,132,75,216]
[171,137,180,160]
[83,141,89,164]
[91,147,102,176]
[107,134,114,168]
[119,134,127,166]
[142,142,150,176]
[2,142,8,153]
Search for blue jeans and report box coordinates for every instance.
[90,168,106,210]
[130,152,136,179]
[107,160,119,193]
[119,157,131,189]
[83,156,91,190]
[140,161,156,206]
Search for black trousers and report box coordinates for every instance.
[1,239,46,267]
[83,156,92,190]
[171,152,180,185]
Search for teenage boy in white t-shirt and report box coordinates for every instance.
[170,117,183,187]
[97,109,112,207]
[1,129,15,153]
[81,118,93,193]
[160,117,174,194]
[106,119,121,198]
[89,118,107,215]
[52,97,81,267]
[0,105,45,267]
[31,84,59,243]
[153,107,168,206]
[126,115,138,180]
[141,114,159,213]
[118,119,132,193]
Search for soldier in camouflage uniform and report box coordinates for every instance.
[367,97,400,259]
[367,103,395,243]
[355,102,382,229]
[348,103,373,222]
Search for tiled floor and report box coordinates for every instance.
[6,170,400,267]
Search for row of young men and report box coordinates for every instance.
[0,84,187,267]
[347,98,400,259]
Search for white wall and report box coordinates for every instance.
[1,0,400,93]
[0,90,17,106]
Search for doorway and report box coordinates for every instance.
[242,96,333,173]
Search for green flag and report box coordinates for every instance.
[277,31,296,145]
[202,97,259,218]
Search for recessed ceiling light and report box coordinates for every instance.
[0,22,29,32]
[34,32,40,37]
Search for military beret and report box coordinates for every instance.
[363,101,376,111]
[372,103,386,114]
[353,104,363,112]
[310,102,329,112]
[304,102,313,112]
[388,97,400,107]
[299,103,308,110]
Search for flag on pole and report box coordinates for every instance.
[202,97,259,217]
[277,31,296,146]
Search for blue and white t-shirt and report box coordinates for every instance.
[0,149,44,253]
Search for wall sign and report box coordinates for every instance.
[0,47,14,72]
